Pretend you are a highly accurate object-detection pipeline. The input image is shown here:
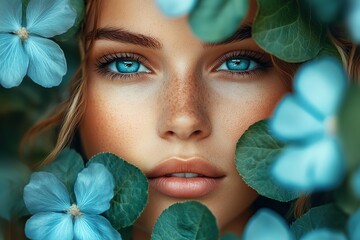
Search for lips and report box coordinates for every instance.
[147,158,225,198]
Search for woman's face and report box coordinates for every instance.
[80,0,289,238]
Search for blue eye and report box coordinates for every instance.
[108,59,150,74]
[217,58,258,72]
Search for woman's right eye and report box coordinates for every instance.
[108,59,150,74]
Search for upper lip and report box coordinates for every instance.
[147,157,226,178]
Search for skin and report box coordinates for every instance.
[79,0,289,238]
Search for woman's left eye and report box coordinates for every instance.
[217,58,258,72]
[108,59,150,74]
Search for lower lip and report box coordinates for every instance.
[149,176,223,198]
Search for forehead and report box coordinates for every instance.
[94,0,257,38]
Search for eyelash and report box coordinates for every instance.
[95,52,150,80]
[95,50,272,80]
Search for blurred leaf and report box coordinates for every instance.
[304,0,344,23]
[235,120,301,202]
[151,201,219,240]
[221,233,242,240]
[338,86,360,170]
[189,0,248,42]
[290,204,348,239]
[253,0,327,62]
[334,175,360,215]
[90,152,148,229]
[41,148,84,199]
[348,209,360,240]
[0,161,31,220]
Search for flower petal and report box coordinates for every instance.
[26,0,76,37]
[269,95,325,142]
[0,0,22,32]
[0,34,29,88]
[24,172,70,214]
[155,0,197,17]
[348,209,360,240]
[74,214,121,240]
[24,36,66,87]
[294,57,347,117]
[272,137,345,192]
[347,0,360,43]
[243,208,294,240]
[351,167,360,198]
[25,212,73,240]
[75,163,114,214]
[301,229,347,240]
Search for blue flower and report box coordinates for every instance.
[347,0,360,43]
[243,209,294,240]
[155,0,197,17]
[243,209,347,240]
[23,163,121,240]
[269,57,347,192]
[0,0,76,88]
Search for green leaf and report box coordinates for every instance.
[290,204,348,239]
[90,153,148,229]
[151,201,219,240]
[0,161,31,220]
[235,120,301,202]
[253,0,327,62]
[338,86,360,170]
[54,0,85,42]
[41,148,84,197]
[189,0,248,42]
[304,0,344,23]
[221,233,242,240]
[334,175,360,215]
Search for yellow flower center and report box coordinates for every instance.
[67,204,82,219]
[16,27,29,41]
[325,116,337,136]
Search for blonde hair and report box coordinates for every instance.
[22,0,359,217]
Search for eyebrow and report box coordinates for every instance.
[86,27,163,49]
[86,24,252,49]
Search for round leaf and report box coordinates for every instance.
[290,204,348,239]
[90,152,148,229]
[189,0,248,42]
[235,120,301,202]
[253,0,327,62]
[151,201,219,240]
[41,148,84,196]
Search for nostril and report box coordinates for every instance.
[193,130,201,136]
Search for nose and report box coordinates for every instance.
[157,73,212,141]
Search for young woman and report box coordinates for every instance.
[25,0,358,239]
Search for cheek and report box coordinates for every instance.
[79,82,154,161]
[211,73,289,150]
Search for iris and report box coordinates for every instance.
[269,57,347,192]
[23,163,121,240]
[0,0,76,88]
[115,60,140,73]
[218,58,257,72]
